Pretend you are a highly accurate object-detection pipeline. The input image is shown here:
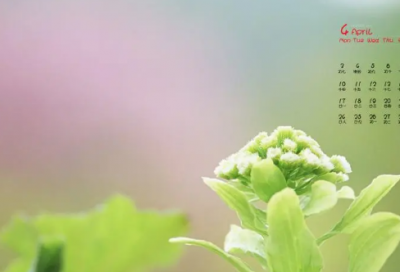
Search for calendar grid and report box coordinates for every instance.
[337,63,400,125]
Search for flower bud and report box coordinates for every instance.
[214,126,352,192]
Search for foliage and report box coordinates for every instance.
[1,195,188,272]
[170,126,400,272]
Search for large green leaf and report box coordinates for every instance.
[302,180,338,216]
[251,159,287,203]
[318,175,400,244]
[169,237,254,272]
[227,181,259,203]
[266,188,323,272]
[337,186,355,199]
[203,178,267,235]
[1,195,188,272]
[349,212,400,272]
[224,225,267,268]
[300,181,354,217]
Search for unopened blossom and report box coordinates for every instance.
[300,149,320,167]
[214,126,352,187]
[330,155,352,174]
[320,155,335,172]
[214,154,238,179]
[236,152,261,176]
[267,147,282,160]
[283,139,297,151]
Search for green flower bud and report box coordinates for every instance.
[214,126,352,191]
[236,152,261,176]
[266,147,282,161]
[214,154,239,179]
[260,135,278,151]
[283,139,297,151]
[300,148,320,168]
[271,126,295,146]
[240,133,264,152]
[330,155,352,174]
[296,135,319,151]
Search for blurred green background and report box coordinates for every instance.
[1,1,400,271]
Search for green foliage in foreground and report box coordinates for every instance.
[1,195,188,272]
[170,126,400,272]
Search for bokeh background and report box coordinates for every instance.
[1,1,400,271]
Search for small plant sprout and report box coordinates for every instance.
[170,126,400,272]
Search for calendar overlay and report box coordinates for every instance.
[337,63,400,125]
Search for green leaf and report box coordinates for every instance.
[1,217,40,272]
[203,178,267,235]
[227,181,259,203]
[349,212,400,272]
[300,182,354,217]
[266,188,323,272]
[251,159,287,203]
[337,186,355,199]
[30,238,63,272]
[169,237,254,272]
[253,208,267,229]
[302,180,338,216]
[318,175,400,244]
[224,225,267,268]
[1,195,189,272]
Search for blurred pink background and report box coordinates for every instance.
[0,2,247,271]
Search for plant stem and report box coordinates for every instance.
[169,237,255,272]
[316,231,338,245]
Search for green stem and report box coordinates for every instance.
[169,237,254,272]
[295,181,311,195]
[238,175,251,185]
[316,231,338,246]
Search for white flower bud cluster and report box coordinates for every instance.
[214,126,351,185]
